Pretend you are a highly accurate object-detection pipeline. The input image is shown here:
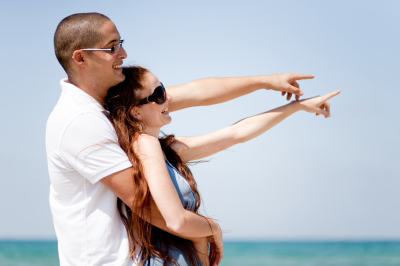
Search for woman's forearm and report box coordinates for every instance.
[232,101,299,143]
[172,211,220,238]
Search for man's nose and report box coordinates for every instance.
[117,46,127,59]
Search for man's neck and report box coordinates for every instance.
[68,75,108,105]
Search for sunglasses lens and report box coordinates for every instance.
[137,83,166,106]
[152,85,166,104]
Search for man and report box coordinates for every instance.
[46,12,313,265]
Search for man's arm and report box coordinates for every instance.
[166,73,314,112]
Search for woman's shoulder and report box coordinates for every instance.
[134,134,163,156]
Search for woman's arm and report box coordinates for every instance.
[133,134,224,265]
[102,169,221,265]
[172,90,341,162]
[166,73,314,112]
[134,134,219,236]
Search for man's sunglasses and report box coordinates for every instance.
[136,83,166,106]
[80,40,124,53]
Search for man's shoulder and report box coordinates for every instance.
[47,103,109,136]
[46,95,114,154]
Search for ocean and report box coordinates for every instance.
[0,240,399,266]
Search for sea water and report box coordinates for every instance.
[1,240,399,266]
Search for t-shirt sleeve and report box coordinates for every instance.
[60,112,132,184]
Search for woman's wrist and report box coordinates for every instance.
[288,100,303,112]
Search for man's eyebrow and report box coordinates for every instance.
[104,37,122,46]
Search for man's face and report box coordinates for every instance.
[84,20,127,89]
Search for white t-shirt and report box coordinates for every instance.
[46,79,135,266]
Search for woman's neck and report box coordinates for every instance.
[144,127,160,138]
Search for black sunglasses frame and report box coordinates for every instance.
[136,83,166,106]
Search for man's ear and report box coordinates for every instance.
[71,50,86,67]
[130,107,142,120]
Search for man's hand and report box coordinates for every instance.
[266,73,315,101]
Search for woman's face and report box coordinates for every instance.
[134,72,172,131]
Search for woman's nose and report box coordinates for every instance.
[166,93,172,103]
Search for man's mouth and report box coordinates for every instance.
[113,65,122,69]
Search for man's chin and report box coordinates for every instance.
[110,74,125,87]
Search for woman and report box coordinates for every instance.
[105,66,340,265]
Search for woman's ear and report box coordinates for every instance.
[130,107,142,120]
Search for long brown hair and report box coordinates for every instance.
[105,66,201,265]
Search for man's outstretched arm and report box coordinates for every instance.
[166,73,314,112]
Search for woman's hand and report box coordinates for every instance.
[293,90,341,118]
[207,222,223,266]
[192,237,210,266]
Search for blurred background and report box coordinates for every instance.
[0,0,399,265]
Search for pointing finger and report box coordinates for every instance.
[291,74,315,81]
[323,90,341,101]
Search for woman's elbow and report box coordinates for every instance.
[233,132,249,144]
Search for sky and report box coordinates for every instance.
[0,0,399,241]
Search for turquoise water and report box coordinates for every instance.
[1,240,400,266]
[222,241,400,266]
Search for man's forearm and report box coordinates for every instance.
[167,76,273,112]
[167,73,313,112]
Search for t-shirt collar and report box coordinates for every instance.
[60,78,108,114]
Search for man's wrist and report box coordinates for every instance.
[245,75,274,90]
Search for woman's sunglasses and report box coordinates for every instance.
[136,83,166,106]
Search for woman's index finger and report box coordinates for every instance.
[324,90,341,100]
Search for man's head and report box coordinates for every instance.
[54,13,127,97]
[54,13,110,74]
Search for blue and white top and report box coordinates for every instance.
[165,160,197,211]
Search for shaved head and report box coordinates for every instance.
[54,13,110,74]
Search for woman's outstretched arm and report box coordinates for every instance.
[166,73,314,112]
[172,90,341,162]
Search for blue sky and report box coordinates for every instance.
[0,0,399,240]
